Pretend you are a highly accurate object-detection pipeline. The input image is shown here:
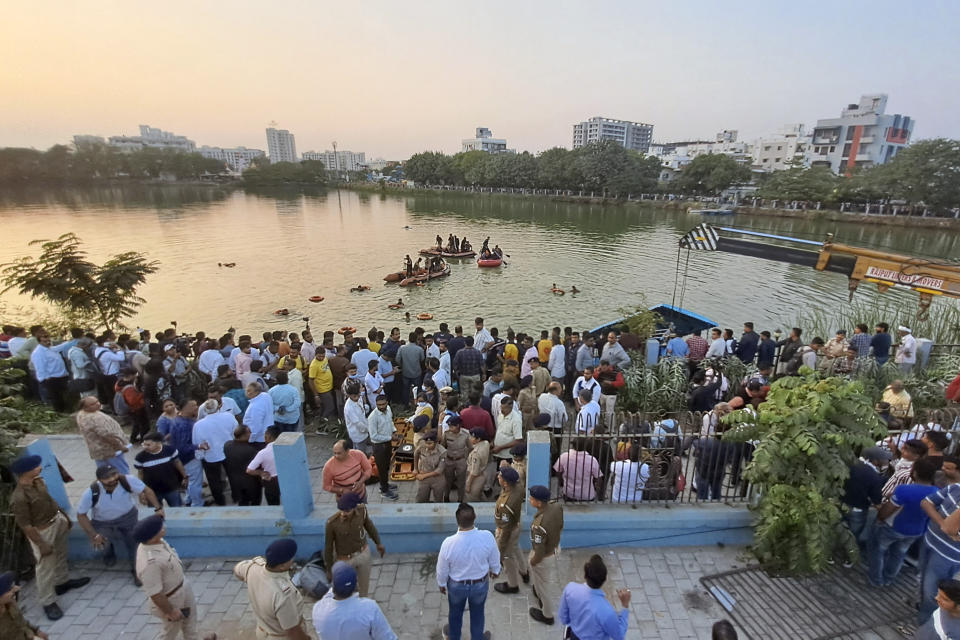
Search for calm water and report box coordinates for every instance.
[1,186,958,336]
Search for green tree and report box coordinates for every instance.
[756,166,838,202]
[536,147,580,190]
[403,151,444,184]
[723,369,885,573]
[1,234,159,331]
[874,138,960,211]
[452,151,489,185]
[241,160,328,187]
[574,140,632,193]
[675,154,751,195]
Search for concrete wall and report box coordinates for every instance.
[25,433,753,561]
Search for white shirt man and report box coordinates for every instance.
[538,387,567,431]
[547,342,566,379]
[473,325,494,355]
[197,396,241,419]
[76,473,147,521]
[243,390,274,444]
[31,341,68,383]
[300,339,317,366]
[425,339,441,360]
[575,394,601,434]
[436,513,501,587]
[896,329,917,367]
[363,368,384,410]
[600,336,631,370]
[520,345,539,379]
[94,344,126,376]
[198,347,226,381]
[367,403,395,445]
[439,346,452,382]
[351,348,378,375]
[344,395,369,446]
[431,366,450,392]
[247,442,277,479]
[493,403,523,461]
[192,409,236,462]
[705,331,726,359]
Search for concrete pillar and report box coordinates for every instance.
[273,432,314,520]
[526,430,550,514]
[24,438,71,513]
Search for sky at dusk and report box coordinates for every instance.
[2,0,959,160]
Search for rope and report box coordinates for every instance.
[670,244,682,310]
[677,249,692,312]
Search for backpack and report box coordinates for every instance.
[90,475,132,508]
[114,384,134,416]
[642,450,682,501]
[292,551,328,598]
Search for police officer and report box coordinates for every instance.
[133,515,208,640]
[440,416,470,502]
[508,442,528,488]
[324,492,386,598]
[492,467,529,595]
[465,428,489,502]
[233,538,309,639]
[528,484,564,625]
[0,570,48,639]
[9,454,89,621]
[414,430,447,503]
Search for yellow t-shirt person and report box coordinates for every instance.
[308,357,333,393]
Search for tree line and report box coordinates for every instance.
[240,160,329,187]
[757,138,960,211]
[0,144,226,184]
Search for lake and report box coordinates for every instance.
[1,186,957,337]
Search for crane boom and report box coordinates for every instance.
[679,223,960,319]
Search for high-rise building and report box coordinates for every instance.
[265,128,297,164]
[461,127,513,153]
[752,124,811,172]
[572,117,654,153]
[301,150,367,172]
[809,94,914,175]
[199,146,265,173]
[107,125,196,152]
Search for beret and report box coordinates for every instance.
[265,538,298,566]
[499,467,519,484]
[332,561,358,596]
[447,416,462,426]
[510,443,527,457]
[132,515,165,543]
[529,485,550,501]
[10,454,42,475]
[337,492,361,512]
[534,413,551,427]
[469,428,486,439]
[0,571,14,596]
[412,415,430,429]
[422,430,438,442]
[862,446,893,461]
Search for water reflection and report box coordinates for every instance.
[0,187,957,336]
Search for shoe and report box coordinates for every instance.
[442,623,449,640]
[388,483,398,491]
[54,577,90,595]
[842,560,854,569]
[379,489,399,501]
[44,603,63,620]
[494,582,519,594]
[103,545,116,567]
[132,571,142,587]
[529,608,555,625]
[521,572,530,584]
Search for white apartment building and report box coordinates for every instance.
[265,128,297,164]
[808,94,914,174]
[752,124,811,171]
[365,158,390,171]
[461,127,513,153]
[107,125,196,152]
[301,150,367,172]
[572,117,654,153]
[199,146,265,173]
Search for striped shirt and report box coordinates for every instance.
[321,449,372,499]
[923,484,960,562]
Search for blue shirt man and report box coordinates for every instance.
[558,554,630,640]
[313,562,396,640]
[871,327,893,364]
[269,376,301,430]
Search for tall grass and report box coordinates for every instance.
[786,293,960,344]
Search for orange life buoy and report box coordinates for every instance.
[274,309,289,316]
[337,326,356,335]
[417,313,433,321]
[308,296,324,303]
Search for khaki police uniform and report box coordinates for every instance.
[465,440,489,501]
[528,502,563,619]
[414,444,447,503]
[10,478,69,607]
[440,429,470,501]
[494,484,528,587]
[233,556,305,639]
[135,539,198,640]
[324,504,383,597]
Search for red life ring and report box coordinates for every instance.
[308,296,324,303]
[417,313,433,321]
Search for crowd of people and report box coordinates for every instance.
[3,312,960,638]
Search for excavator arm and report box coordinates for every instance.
[679,223,960,320]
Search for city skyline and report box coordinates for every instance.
[2,1,958,159]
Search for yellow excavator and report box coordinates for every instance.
[679,223,960,320]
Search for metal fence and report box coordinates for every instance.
[547,410,755,506]
[545,409,960,507]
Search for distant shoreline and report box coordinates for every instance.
[336,183,960,229]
